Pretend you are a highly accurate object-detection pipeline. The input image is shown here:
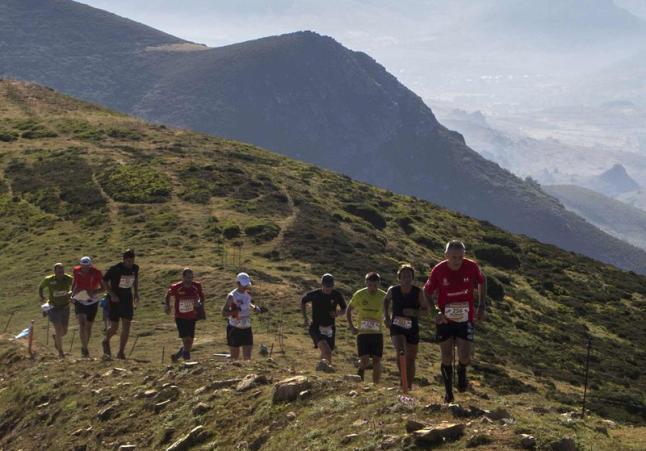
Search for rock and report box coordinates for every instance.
[341,434,359,444]
[315,359,335,373]
[405,419,426,433]
[208,379,241,390]
[97,406,115,421]
[352,419,368,427]
[73,446,86,451]
[550,438,576,451]
[423,403,443,413]
[601,419,617,429]
[159,428,175,445]
[594,426,608,435]
[348,390,358,397]
[413,423,465,447]
[272,376,312,404]
[154,399,171,413]
[249,432,270,451]
[488,407,512,421]
[166,426,209,451]
[192,402,210,416]
[531,406,549,414]
[118,445,136,450]
[520,434,537,449]
[155,385,180,402]
[183,361,199,368]
[344,374,363,383]
[236,374,269,391]
[380,435,400,449]
[194,386,207,396]
[286,411,297,421]
[449,403,470,418]
[298,390,311,400]
[71,426,92,437]
[466,433,494,448]
[143,389,158,398]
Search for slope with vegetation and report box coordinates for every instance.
[1,81,646,449]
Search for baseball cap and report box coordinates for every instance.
[79,256,92,266]
[321,273,335,287]
[236,272,252,287]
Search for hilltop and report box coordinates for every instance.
[1,80,646,449]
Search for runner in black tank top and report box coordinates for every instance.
[383,264,430,391]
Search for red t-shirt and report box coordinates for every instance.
[424,259,484,322]
[73,266,103,292]
[168,281,204,320]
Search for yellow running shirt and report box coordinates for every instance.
[349,287,387,334]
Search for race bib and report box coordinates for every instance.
[178,298,194,313]
[233,317,251,329]
[319,325,334,337]
[392,316,412,329]
[445,302,469,323]
[118,275,135,289]
[53,290,70,298]
[360,319,381,331]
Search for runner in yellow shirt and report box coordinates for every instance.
[346,272,387,383]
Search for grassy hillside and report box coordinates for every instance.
[3,1,646,274]
[544,184,646,250]
[1,81,646,449]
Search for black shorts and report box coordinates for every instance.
[357,333,383,358]
[74,302,98,322]
[227,325,253,347]
[108,297,134,321]
[390,325,420,345]
[436,321,474,342]
[309,324,336,350]
[175,318,196,338]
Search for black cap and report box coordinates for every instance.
[321,273,334,287]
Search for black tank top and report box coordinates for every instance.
[391,285,420,318]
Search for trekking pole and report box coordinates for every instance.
[28,320,35,357]
[3,312,14,332]
[129,335,139,357]
[46,319,50,345]
[582,337,592,419]
[269,343,274,358]
[69,329,76,352]
[399,350,408,395]
[452,337,457,390]
[161,346,165,364]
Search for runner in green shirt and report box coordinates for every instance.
[38,263,73,358]
[346,272,387,383]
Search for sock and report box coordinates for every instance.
[441,364,453,395]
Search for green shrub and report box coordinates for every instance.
[411,233,442,251]
[396,216,415,234]
[222,222,241,239]
[474,244,521,269]
[98,164,171,203]
[106,127,142,140]
[343,203,387,229]
[482,234,521,252]
[244,220,280,243]
[486,275,505,301]
[0,131,18,142]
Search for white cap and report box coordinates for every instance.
[236,272,252,287]
[79,256,92,266]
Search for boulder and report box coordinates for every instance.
[412,423,465,447]
[236,374,269,392]
[405,419,426,433]
[166,426,209,451]
[272,376,312,404]
[520,434,537,449]
[466,434,494,448]
[551,438,576,451]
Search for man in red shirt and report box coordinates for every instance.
[164,268,205,362]
[71,256,106,358]
[424,240,486,402]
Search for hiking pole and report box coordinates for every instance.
[46,319,50,345]
[3,312,14,332]
[129,335,139,357]
[582,337,592,419]
[69,328,76,352]
[28,320,35,357]
[452,337,456,391]
[399,350,408,395]
[161,346,165,364]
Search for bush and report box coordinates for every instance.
[482,234,521,252]
[244,220,280,243]
[343,203,387,230]
[222,222,241,240]
[0,131,18,142]
[396,216,415,234]
[486,275,505,301]
[411,233,442,251]
[98,164,171,203]
[474,245,521,269]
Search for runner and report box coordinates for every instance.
[165,267,205,362]
[222,272,263,360]
[424,240,486,403]
[38,263,73,358]
[301,273,347,370]
[103,249,139,359]
[71,256,106,358]
[383,263,430,391]
[347,272,386,383]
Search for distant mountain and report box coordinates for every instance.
[583,164,641,197]
[2,0,646,273]
[544,184,646,250]
[617,189,646,212]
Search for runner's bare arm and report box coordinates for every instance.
[222,295,234,318]
[38,285,45,302]
[346,305,357,334]
[134,272,140,302]
[383,287,392,327]
[418,289,431,313]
